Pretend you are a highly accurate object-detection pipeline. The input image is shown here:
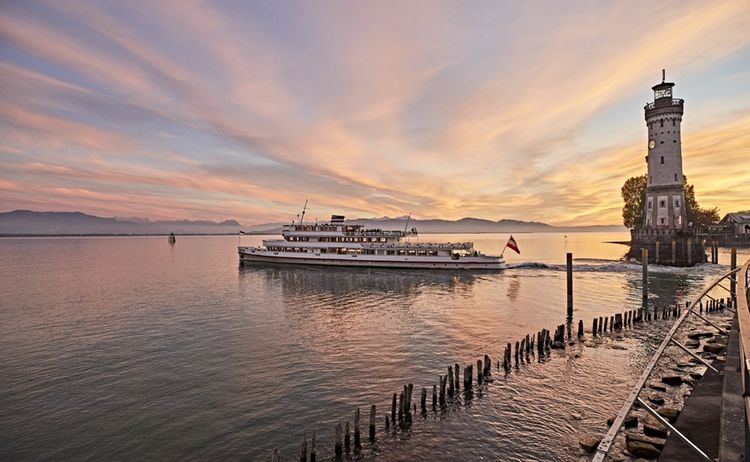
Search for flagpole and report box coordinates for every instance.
[500,236,509,258]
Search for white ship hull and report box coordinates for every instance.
[239,248,503,269]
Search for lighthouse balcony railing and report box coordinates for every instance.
[645,98,684,110]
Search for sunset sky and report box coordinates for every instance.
[1,1,749,226]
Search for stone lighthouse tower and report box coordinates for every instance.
[629,71,705,266]
[643,71,687,229]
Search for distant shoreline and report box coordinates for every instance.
[1,230,630,238]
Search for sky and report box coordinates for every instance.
[1,0,749,226]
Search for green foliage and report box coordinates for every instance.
[621,175,646,228]
[620,175,720,228]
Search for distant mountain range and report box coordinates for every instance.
[0,210,627,235]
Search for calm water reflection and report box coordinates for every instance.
[0,234,745,461]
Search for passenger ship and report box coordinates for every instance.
[238,214,504,269]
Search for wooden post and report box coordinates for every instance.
[655,240,660,264]
[335,423,343,458]
[454,363,460,392]
[731,248,737,302]
[484,354,491,376]
[592,318,598,336]
[354,408,361,449]
[300,435,307,462]
[671,239,676,265]
[577,319,583,338]
[310,432,316,462]
[346,422,352,454]
[642,248,648,301]
[476,359,483,385]
[391,393,396,426]
[420,387,426,414]
[432,384,436,410]
[447,367,454,396]
[603,316,608,332]
[369,405,376,442]
[566,252,573,319]
[272,448,280,462]
[398,392,404,423]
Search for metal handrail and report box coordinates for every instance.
[592,266,742,462]
[736,259,750,461]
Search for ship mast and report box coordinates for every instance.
[299,200,309,226]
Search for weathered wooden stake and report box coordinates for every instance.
[642,247,648,301]
[578,319,583,338]
[398,392,404,423]
[385,414,389,431]
[391,393,396,426]
[454,363,460,392]
[272,448,280,462]
[354,408,361,449]
[300,435,307,462]
[369,405,376,442]
[603,316,608,332]
[477,359,483,384]
[447,366,454,396]
[566,252,573,319]
[592,318,598,336]
[335,423,343,458]
[432,384,436,410]
[344,422,350,453]
[420,387,426,414]
[310,432,316,462]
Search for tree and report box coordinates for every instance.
[620,175,720,228]
[621,175,647,228]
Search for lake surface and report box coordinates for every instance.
[1,233,746,461]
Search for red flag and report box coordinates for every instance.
[505,235,520,254]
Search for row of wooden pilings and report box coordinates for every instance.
[271,297,725,461]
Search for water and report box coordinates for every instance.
[0,233,745,461]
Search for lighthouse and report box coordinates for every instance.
[643,71,687,229]
[629,71,705,266]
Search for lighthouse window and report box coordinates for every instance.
[674,173,678,181]
[660,200,665,207]
[660,156,664,164]
[672,120,676,126]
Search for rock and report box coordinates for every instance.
[626,440,661,458]
[610,344,628,350]
[688,331,713,340]
[690,372,703,380]
[550,341,565,349]
[626,432,667,450]
[703,344,725,354]
[657,407,680,422]
[702,352,717,360]
[661,375,683,386]
[683,378,696,387]
[648,395,665,405]
[676,362,692,368]
[643,418,668,438]
[685,340,700,348]
[571,412,582,420]
[648,384,667,392]
[579,433,601,453]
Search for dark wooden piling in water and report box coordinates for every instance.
[335,423,343,458]
[484,354,491,376]
[566,252,573,319]
[310,432,316,462]
[592,318,598,336]
[454,363,460,392]
[398,392,404,423]
[272,448,280,462]
[420,387,426,414]
[344,422,350,453]
[603,316,608,332]
[642,248,648,301]
[369,405,376,441]
[432,384,436,410]
[439,375,446,406]
[354,408,361,449]
[476,359,483,384]
[598,316,603,334]
[578,319,584,338]
[391,393,396,426]
[299,435,307,462]
[447,366,454,396]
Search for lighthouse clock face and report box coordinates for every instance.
[648,139,656,150]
